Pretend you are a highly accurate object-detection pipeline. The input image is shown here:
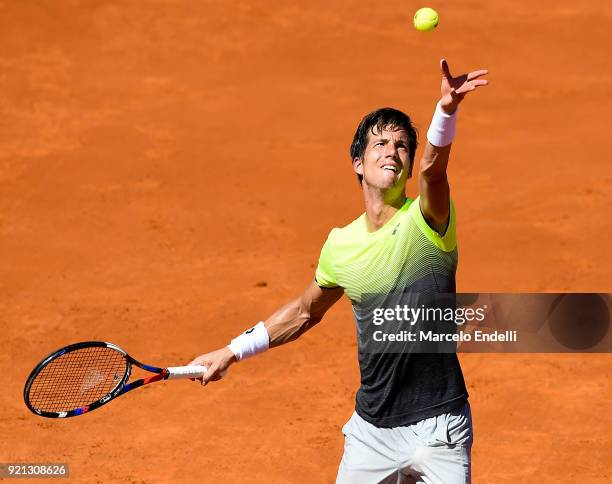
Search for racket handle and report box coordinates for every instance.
[166,365,208,380]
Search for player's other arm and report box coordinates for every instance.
[266,279,343,347]
[419,59,489,234]
[188,280,342,384]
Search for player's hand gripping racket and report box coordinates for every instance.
[24,341,208,418]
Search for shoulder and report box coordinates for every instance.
[324,212,366,246]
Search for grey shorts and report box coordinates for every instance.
[336,403,473,484]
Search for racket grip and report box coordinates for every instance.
[166,365,208,380]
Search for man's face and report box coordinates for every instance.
[353,126,412,191]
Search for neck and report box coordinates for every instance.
[362,184,407,232]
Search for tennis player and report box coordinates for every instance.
[189,58,488,483]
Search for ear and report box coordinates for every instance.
[353,157,364,177]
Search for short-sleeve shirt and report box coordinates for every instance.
[316,197,468,428]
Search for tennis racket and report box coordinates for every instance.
[24,341,208,418]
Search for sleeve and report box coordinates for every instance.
[409,196,457,252]
[315,232,340,289]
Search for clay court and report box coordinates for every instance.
[1,1,611,482]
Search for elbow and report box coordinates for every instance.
[297,296,327,332]
[297,305,318,331]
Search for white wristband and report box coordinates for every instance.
[426,101,457,148]
[227,321,270,361]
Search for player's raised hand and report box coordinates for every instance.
[188,347,235,385]
[439,59,489,114]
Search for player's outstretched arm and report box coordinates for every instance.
[419,59,488,233]
[266,279,343,347]
[188,280,342,385]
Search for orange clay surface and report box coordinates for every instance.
[1,1,611,483]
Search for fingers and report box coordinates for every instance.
[187,349,232,386]
[467,69,489,81]
[187,358,201,380]
[187,355,208,381]
[441,59,489,83]
[440,58,452,79]
[187,356,205,367]
[463,80,489,91]
[201,366,216,386]
[455,79,489,95]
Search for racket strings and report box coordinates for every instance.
[27,346,128,412]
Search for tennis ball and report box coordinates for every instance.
[414,7,439,32]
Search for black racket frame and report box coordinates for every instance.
[24,341,168,418]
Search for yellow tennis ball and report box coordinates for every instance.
[414,7,439,32]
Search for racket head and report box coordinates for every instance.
[24,341,131,418]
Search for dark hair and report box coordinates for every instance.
[350,107,418,183]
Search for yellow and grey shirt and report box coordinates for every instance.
[316,197,468,428]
